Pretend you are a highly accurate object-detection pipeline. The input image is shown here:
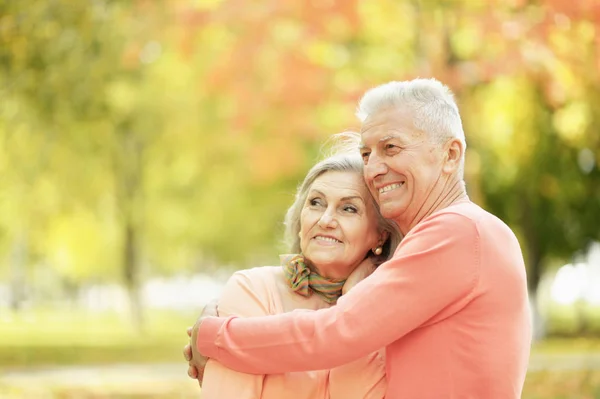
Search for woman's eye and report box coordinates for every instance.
[309,198,322,206]
[343,205,358,213]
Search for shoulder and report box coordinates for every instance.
[404,202,482,247]
[218,266,281,317]
[392,203,483,287]
[224,266,281,294]
[411,201,511,239]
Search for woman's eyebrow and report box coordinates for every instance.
[341,195,364,203]
[308,189,325,197]
[309,190,363,203]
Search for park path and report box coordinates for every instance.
[0,363,200,398]
[1,353,600,397]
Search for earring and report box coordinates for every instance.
[374,246,382,255]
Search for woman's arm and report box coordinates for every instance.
[200,270,269,399]
[328,349,386,399]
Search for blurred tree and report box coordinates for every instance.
[0,0,122,308]
[0,0,166,327]
[1,0,598,341]
[452,2,600,336]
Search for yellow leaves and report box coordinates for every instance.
[43,210,119,280]
[577,20,596,43]
[270,19,303,48]
[548,22,576,58]
[106,80,137,117]
[323,14,353,41]
[553,102,591,146]
[450,22,482,60]
[464,148,481,178]
[248,139,303,185]
[192,0,225,11]
[358,1,415,44]
[2,0,599,275]
[304,41,350,69]
[464,76,544,187]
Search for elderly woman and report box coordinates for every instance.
[200,134,400,399]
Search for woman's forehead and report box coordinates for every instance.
[310,171,368,198]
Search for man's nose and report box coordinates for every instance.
[364,152,388,182]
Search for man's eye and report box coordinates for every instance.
[385,144,397,150]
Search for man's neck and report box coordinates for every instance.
[401,179,468,235]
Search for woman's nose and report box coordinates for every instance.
[317,210,337,229]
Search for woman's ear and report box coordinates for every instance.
[378,230,390,246]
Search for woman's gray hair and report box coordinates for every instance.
[284,132,401,264]
[356,78,466,176]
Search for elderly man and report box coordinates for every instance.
[184,78,531,398]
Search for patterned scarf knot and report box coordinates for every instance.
[281,254,346,304]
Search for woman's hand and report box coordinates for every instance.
[183,298,219,386]
[342,257,377,295]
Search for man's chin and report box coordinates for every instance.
[380,203,404,221]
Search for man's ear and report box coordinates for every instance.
[443,138,463,174]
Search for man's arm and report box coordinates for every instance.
[197,212,481,374]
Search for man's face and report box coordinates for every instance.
[360,108,445,229]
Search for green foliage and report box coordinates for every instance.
[0,0,598,300]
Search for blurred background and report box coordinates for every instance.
[1,0,600,398]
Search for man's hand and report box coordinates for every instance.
[342,257,376,295]
[183,298,219,386]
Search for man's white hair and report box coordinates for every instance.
[356,78,467,175]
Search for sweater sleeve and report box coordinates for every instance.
[200,270,268,399]
[197,212,480,374]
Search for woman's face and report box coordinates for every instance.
[299,170,383,279]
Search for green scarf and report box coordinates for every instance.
[281,254,346,304]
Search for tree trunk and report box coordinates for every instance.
[124,219,143,332]
[521,198,545,340]
[113,129,146,332]
[9,232,27,311]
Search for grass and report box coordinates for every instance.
[523,370,600,399]
[532,336,600,354]
[0,308,195,369]
[2,308,600,398]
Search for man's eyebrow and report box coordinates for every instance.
[361,134,402,150]
[379,134,401,143]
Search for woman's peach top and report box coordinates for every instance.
[201,266,386,399]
